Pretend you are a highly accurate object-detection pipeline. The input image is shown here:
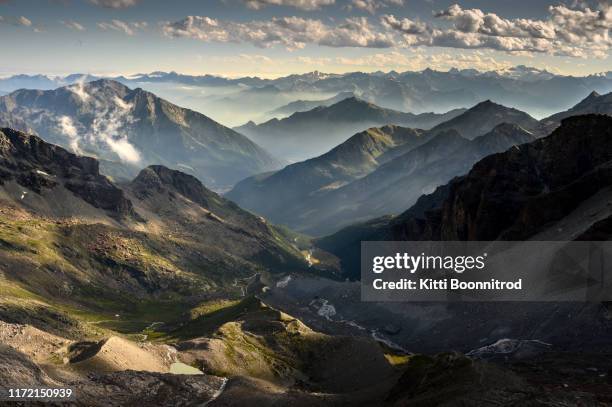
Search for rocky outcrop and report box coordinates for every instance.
[0,128,134,219]
[132,165,221,210]
[420,114,612,240]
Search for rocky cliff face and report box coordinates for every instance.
[0,128,134,219]
[394,114,612,241]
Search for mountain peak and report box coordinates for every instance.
[588,90,601,98]
[574,90,602,108]
[86,78,129,91]
[542,90,612,125]
[131,165,219,209]
[338,95,364,105]
[331,96,381,111]
[472,99,501,110]
[429,99,538,140]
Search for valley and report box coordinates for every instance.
[1,68,612,406]
[3,0,612,403]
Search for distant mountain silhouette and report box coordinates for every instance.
[234,96,465,161]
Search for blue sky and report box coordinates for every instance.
[0,0,610,77]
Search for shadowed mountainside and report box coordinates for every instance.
[229,100,540,236]
[317,114,612,279]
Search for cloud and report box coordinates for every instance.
[57,116,82,154]
[66,80,141,163]
[61,20,85,31]
[17,16,32,27]
[89,0,140,8]
[162,15,394,49]
[0,15,33,27]
[350,0,404,15]
[97,19,147,35]
[382,2,611,58]
[69,79,91,103]
[163,2,610,57]
[0,15,45,32]
[242,0,334,10]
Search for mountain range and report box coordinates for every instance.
[2,66,612,122]
[268,91,356,117]
[2,73,612,405]
[0,80,282,190]
[227,125,428,223]
[228,100,540,235]
[234,96,465,161]
[317,114,612,279]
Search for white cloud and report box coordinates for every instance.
[163,15,394,49]
[383,2,611,58]
[61,20,85,31]
[104,136,141,163]
[242,0,334,10]
[57,116,82,154]
[89,0,139,8]
[0,15,33,27]
[17,16,32,27]
[350,0,404,14]
[97,19,147,36]
[66,80,142,164]
[162,2,610,58]
[69,78,91,103]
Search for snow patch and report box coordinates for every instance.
[467,338,551,358]
[276,275,292,288]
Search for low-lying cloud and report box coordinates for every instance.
[61,79,142,164]
[57,116,82,154]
